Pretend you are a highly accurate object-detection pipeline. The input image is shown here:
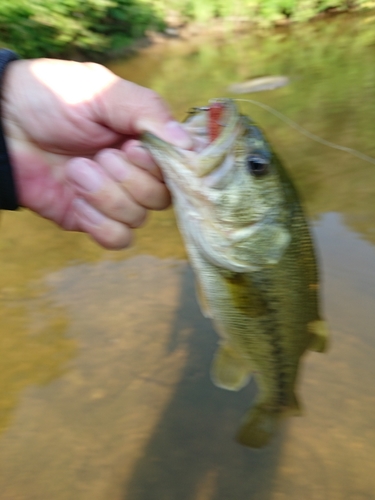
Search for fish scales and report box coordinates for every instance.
[142,98,328,448]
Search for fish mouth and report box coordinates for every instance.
[142,98,244,182]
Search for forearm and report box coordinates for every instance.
[0,49,19,210]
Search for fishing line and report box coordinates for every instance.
[233,98,375,166]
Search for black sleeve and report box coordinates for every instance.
[0,49,19,210]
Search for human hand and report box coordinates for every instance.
[1,58,192,249]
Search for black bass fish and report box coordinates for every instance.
[142,98,328,448]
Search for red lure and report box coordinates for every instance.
[208,101,225,143]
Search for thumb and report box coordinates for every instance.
[95,72,192,148]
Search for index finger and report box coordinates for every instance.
[93,71,192,148]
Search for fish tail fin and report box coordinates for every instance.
[308,319,329,352]
[236,394,301,448]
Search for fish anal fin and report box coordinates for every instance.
[308,320,329,352]
[211,343,250,391]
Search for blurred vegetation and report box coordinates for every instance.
[0,0,374,59]
[155,0,372,23]
[0,0,165,59]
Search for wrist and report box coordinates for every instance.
[0,49,19,210]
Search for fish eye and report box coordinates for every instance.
[246,154,270,177]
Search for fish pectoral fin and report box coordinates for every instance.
[239,224,291,268]
[211,343,251,391]
[261,224,291,265]
[308,320,329,352]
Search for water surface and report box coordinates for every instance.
[1,12,375,499]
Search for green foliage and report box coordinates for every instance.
[0,0,163,59]
[149,0,370,25]
[95,0,164,44]
[0,0,372,59]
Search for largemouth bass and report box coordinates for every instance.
[142,99,328,448]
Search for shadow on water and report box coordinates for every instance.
[124,265,284,500]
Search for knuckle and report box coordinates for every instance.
[93,188,147,228]
[107,194,127,215]
[85,62,112,79]
[140,89,167,116]
[143,88,161,105]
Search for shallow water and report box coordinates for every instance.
[1,11,375,500]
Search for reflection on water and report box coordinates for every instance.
[1,11,375,500]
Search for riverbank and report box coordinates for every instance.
[1,0,374,61]
[105,4,372,62]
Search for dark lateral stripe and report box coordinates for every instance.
[265,296,288,407]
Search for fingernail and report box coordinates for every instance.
[162,121,193,149]
[67,158,103,192]
[73,198,106,226]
